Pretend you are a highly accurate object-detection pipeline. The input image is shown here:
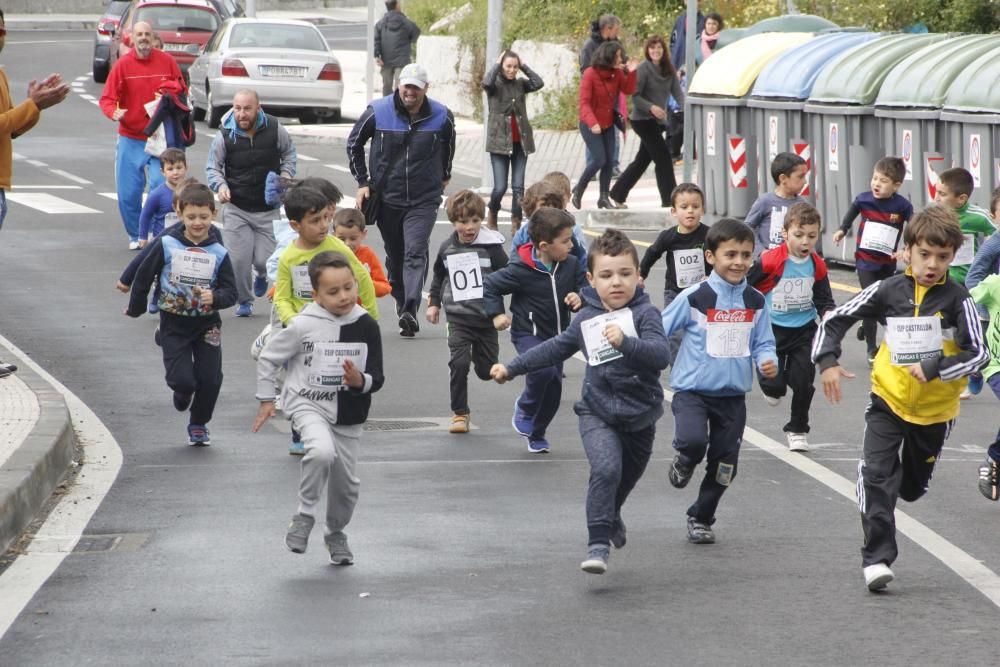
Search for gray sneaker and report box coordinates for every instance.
[285,513,314,553]
[580,544,610,574]
[326,531,354,566]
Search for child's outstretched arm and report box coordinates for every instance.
[812,280,883,401]
[616,309,671,371]
[125,240,166,316]
[492,320,583,381]
[253,322,302,430]
[833,199,861,244]
[639,230,670,280]
[660,288,692,336]
[483,266,518,322]
[751,306,779,378]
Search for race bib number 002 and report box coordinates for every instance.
[673,248,706,289]
[705,308,754,358]
[884,316,942,365]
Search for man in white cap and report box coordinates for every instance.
[347,63,455,338]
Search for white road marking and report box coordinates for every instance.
[297,154,318,162]
[49,170,92,185]
[324,163,351,173]
[79,94,96,101]
[12,185,82,190]
[5,40,92,45]
[24,159,47,168]
[6,193,100,214]
[0,333,123,640]
[99,192,118,201]
[11,152,24,161]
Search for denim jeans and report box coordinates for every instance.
[116,135,164,242]
[489,144,527,219]
[576,122,616,196]
[0,189,7,231]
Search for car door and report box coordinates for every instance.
[189,25,225,106]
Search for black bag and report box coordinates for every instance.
[612,109,626,133]
[361,129,413,224]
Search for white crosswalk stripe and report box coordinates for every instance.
[324,164,351,173]
[298,154,318,162]
[49,170,92,185]
[6,193,100,214]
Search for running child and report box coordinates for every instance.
[744,151,808,255]
[968,272,1000,500]
[832,157,912,365]
[936,167,995,286]
[491,229,669,574]
[509,179,589,281]
[426,190,508,433]
[813,204,987,592]
[332,209,391,298]
[484,207,585,453]
[137,148,188,249]
[253,251,384,565]
[126,182,238,446]
[747,202,835,452]
[661,219,778,545]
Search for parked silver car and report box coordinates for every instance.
[188,18,344,128]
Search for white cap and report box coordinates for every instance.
[398,63,429,88]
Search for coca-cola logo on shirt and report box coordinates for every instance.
[707,308,755,323]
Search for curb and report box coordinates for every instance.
[0,348,75,555]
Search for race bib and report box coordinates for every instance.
[705,308,754,358]
[169,248,216,287]
[673,248,706,289]
[768,207,787,247]
[292,265,312,299]
[859,221,899,255]
[581,308,638,366]
[771,276,814,314]
[164,212,179,228]
[951,234,976,267]
[447,252,484,302]
[884,316,942,365]
[307,342,368,388]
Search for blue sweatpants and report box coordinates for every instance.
[671,391,746,525]
[511,331,563,441]
[116,135,164,242]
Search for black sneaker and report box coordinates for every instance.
[610,517,627,549]
[153,326,162,347]
[668,454,694,488]
[979,457,999,501]
[173,391,193,412]
[0,360,17,379]
[398,312,419,338]
[687,517,715,544]
[856,324,865,341]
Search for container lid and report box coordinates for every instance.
[689,32,815,98]
[807,33,946,106]
[715,14,839,51]
[875,34,1000,109]
[751,32,878,100]
[943,42,1000,114]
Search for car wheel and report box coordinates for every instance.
[328,108,342,123]
[93,62,109,84]
[299,110,319,125]
[206,86,223,129]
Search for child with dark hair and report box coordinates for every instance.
[138,148,188,250]
[265,176,344,292]
[814,204,987,592]
[126,182,238,446]
[491,229,669,574]
[833,157,913,365]
[332,209,391,298]
[253,250,384,566]
[935,167,994,285]
[661,218,778,545]
[426,189,508,433]
[747,202,835,452]
[744,151,808,255]
[485,207,586,453]
[509,180,588,281]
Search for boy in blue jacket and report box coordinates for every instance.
[662,218,778,545]
[484,207,585,453]
[491,229,670,574]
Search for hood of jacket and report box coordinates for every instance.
[382,10,410,31]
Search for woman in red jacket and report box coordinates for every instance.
[572,41,638,210]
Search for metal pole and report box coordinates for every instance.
[681,0,698,183]
[482,0,502,191]
[366,0,377,104]
[245,0,255,18]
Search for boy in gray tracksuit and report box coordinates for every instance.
[491,230,670,574]
[253,251,384,565]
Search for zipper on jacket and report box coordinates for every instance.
[549,264,562,332]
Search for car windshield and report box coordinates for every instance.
[136,6,220,32]
[228,24,327,51]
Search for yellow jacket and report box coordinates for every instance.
[0,69,40,190]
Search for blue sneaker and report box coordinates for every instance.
[253,275,268,298]
[187,424,211,446]
[512,397,533,437]
[147,299,159,314]
[969,372,984,396]
[235,301,253,317]
[528,437,550,454]
[289,437,305,456]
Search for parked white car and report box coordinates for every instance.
[188,18,344,127]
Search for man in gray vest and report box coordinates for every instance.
[206,89,297,317]
[374,1,421,97]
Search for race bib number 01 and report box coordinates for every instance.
[859,221,899,255]
[308,342,368,388]
[169,248,216,287]
[951,234,976,267]
[705,308,754,358]
[581,308,638,366]
[447,252,484,302]
[673,248,705,289]
[771,277,814,314]
[292,265,312,299]
[885,316,942,365]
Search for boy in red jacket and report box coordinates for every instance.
[747,203,836,452]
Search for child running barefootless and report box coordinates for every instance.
[661,219,778,545]
[253,251,384,565]
[813,204,987,592]
[491,230,669,574]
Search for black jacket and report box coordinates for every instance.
[428,227,509,325]
[483,62,543,155]
[374,10,420,68]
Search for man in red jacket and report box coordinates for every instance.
[99,21,185,250]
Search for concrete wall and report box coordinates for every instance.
[417,35,578,120]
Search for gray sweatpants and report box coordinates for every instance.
[292,410,362,536]
[222,204,279,305]
[578,407,656,546]
[376,203,438,317]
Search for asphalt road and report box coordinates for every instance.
[2,31,1000,666]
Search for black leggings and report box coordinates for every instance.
[610,118,676,207]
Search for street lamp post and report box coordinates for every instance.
[681,0,698,184]
[481,0,502,192]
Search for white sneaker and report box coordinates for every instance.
[128,240,140,251]
[762,392,781,407]
[786,432,809,452]
[960,389,972,400]
[863,563,894,591]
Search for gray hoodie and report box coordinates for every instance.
[256,302,384,425]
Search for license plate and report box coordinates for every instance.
[259,65,306,78]
[163,43,187,52]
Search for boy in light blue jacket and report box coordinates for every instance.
[661,218,778,545]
